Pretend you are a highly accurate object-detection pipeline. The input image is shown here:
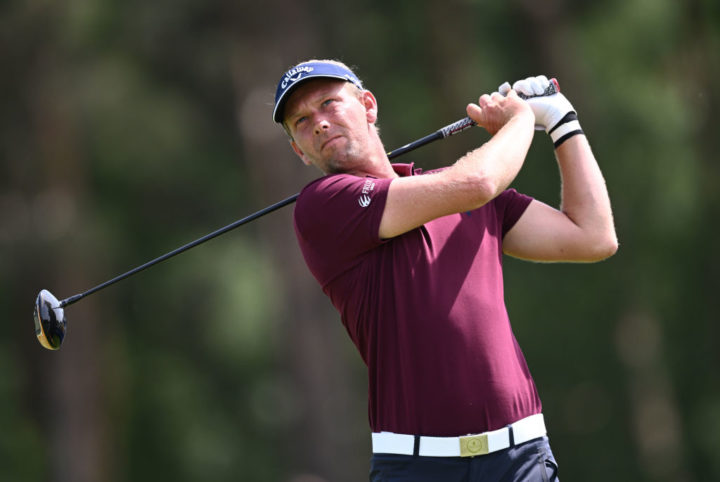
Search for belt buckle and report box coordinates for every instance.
[459,433,489,457]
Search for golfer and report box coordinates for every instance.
[273,59,617,481]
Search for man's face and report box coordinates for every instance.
[283,79,377,175]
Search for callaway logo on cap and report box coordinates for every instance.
[273,61,363,123]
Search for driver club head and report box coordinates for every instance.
[33,289,66,350]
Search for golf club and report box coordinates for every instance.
[33,79,559,350]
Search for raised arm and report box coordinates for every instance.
[378,90,535,239]
[502,76,618,262]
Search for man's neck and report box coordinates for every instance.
[347,156,398,178]
[342,137,398,178]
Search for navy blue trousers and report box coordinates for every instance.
[369,437,558,482]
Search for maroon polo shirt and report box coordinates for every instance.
[293,163,541,436]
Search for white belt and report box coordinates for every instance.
[371,414,546,458]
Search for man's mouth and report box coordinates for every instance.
[321,135,343,150]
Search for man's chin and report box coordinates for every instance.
[325,156,359,175]
[325,162,347,175]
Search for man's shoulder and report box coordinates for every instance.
[296,174,367,212]
[300,173,362,194]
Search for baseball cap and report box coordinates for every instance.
[273,61,363,123]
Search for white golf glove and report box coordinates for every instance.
[499,75,584,147]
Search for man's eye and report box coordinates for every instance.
[295,116,307,127]
[322,99,335,107]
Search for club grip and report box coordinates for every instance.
[432,78,560,140]
[440,117,477,138]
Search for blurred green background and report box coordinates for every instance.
[2,0,718,480]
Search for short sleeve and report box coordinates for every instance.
[293,174,393,286]
[494,188,534,238]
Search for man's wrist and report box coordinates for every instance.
[548,112,583,148]
[499,109,534,134]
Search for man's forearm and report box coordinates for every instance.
[378,95,534,240]
[452,112,535,205]
[555,135,617,246]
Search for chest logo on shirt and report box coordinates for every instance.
[359,179,376,208]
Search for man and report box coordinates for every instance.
[272,59,617,481]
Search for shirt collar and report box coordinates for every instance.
[391,163,417,177]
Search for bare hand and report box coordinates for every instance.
[466,90,533,135]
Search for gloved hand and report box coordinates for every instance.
[499,76,584,147]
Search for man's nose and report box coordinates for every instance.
[314,119,331,135]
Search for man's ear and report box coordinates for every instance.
[290,140,312,166]
[362,90,378,124]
